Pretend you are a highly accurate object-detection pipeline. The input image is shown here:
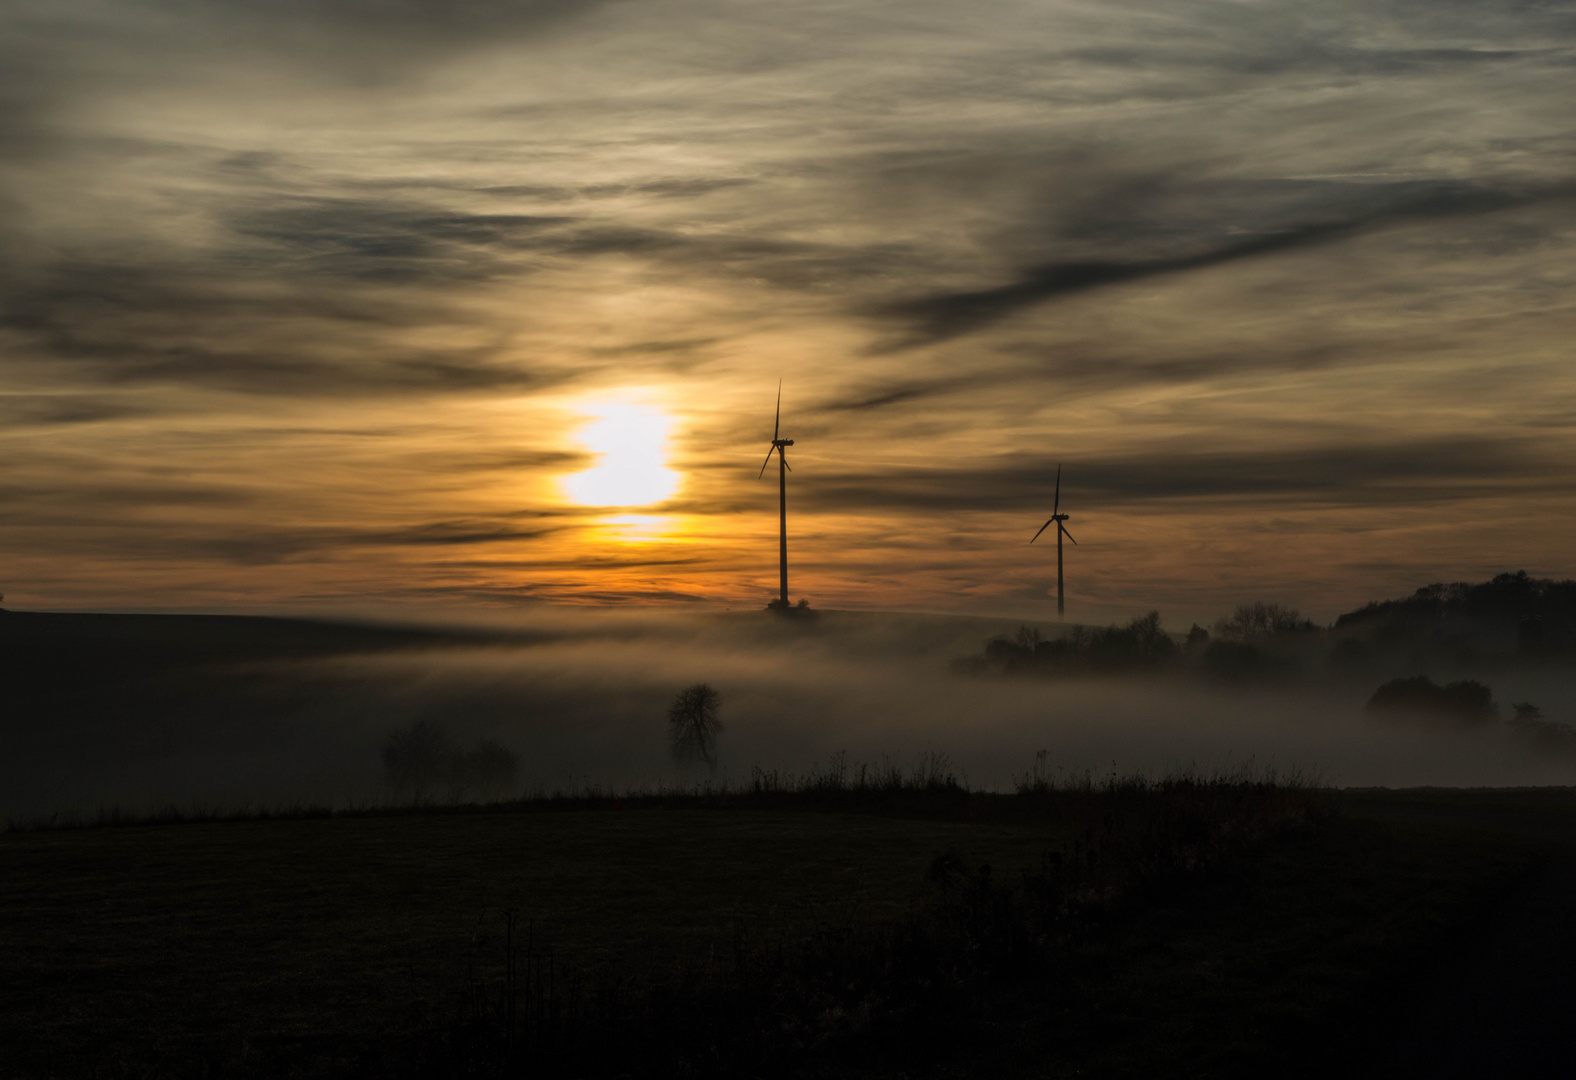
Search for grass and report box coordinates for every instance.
[0,777,1552,1079]
[1,797,1067,1076]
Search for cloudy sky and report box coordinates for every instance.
[2,0,1573,624]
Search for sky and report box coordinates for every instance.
[2,0,1574,625]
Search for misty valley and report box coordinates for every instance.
[4,575,1576,1076]
[5,573,1576,823]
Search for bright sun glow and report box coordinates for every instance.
[594,514,682,543]
[562,399,681,507]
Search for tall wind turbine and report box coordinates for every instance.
[758,381,795,609]
[1030,464,1078,618]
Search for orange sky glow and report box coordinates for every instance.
[2,0,1574,627]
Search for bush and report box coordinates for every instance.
[1365,676,1497,723]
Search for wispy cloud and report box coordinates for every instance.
[871,180,1569,345]
[2,0,1574,614]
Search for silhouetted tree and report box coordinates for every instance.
[1336,572,1576,654]
[1185,624,1210,650]
[1214,602,1318,640]
[449,739,520,802]
[982,614,1176,675]
[669,683,723,769]
[383,720,455,804]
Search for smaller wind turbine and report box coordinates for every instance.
[1030,464,1077,618]
[758,381,794,609]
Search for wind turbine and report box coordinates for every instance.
[758,381,794,610]
[1030,464,1077,618]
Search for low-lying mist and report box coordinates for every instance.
[5,607,1576,823]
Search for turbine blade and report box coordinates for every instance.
[1053,463,1061,515]
[758,445,775,478]
[1030,520,1053,544]
[1060,524,1078,545]
[774,379,781,442]
[783,456,792,472]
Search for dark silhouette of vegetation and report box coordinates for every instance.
[1336,571,1576,657]
[383,721,520,804]
[977,612,1178,676]
[15,766,1566,1080]
[449,740,520,802]
[668,683,723,769]
[1213,601,1318,639]
[1198,640,1300,683]
[1327,636,1372,675]
[370,767,1324,1080]
[765,596,817,618]
[748,749,961,799]
[383,721,455,804]
[962,575,1576,689]
[1365,676,1497,723]
[1505,701,1576,753]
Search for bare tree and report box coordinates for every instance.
[382,720,455,804]
[668,683,723,770]
[1213,602,1316,640]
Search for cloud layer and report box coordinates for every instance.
[2,0,1574,622]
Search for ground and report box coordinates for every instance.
[1,789,1571,1078]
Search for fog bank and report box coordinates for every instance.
[6,609,1576,822]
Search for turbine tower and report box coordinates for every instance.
[758,381,794,610]
[1030,464,1078,618]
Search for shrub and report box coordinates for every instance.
[1365,676,1497,723]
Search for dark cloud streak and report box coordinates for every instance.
[804,437,1560,514]
[875,182,1571,346]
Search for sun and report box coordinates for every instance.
[561,398,681,507]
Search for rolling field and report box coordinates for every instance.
[2,789,1564,1078]
[1,803,1071,1076]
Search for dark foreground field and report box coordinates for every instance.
[2,783,1571,1079]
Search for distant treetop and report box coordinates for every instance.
[1213,602,1317,640]
[1335,571,1576,630]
